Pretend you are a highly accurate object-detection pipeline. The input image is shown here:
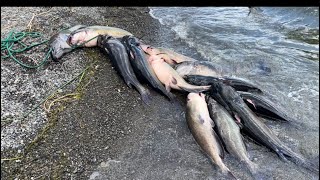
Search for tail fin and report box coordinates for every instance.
[140,92,152,105]
[280,149,319,174]
[137,88,152,105]
[163,91,176,102]
[247,162,271,180]
[223,169,238,180]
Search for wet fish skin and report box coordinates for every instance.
[186,93,237,179]
[175,61,227,78]
[238,91,293,122]
[148,56,211,93]
[50,25,132,60]
[206,96,259,178]
[49,25,87,61]
[209,81,319,174]
[98,35,151,105]
[70,26,133,47]
[121,36,176,101]
[185,74,263,93]
[140,44,197,65]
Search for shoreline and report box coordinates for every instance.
[1,7,177,179]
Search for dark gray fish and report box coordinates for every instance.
[209,81,319,174]
[206,97,260,179]
[184,75,263,93]
[121,35,176,101]
[97,35,151,105]
[238,91,293,122]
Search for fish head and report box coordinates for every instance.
[209,81,222,96]
[49,33,73,61]
[49,25,87,60]
[211,81,243,105]
[187,92,206,102]
[97,35,117,53]
[97,35,113,47]
[206,96,220,111]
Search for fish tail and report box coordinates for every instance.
[136,87,152,105]
[245,160,258,174]
[140,91,152,105]
[167,92,176,101]
[242,160,267,180]
[222,168,238,180]
[280,148,319,174]
[246,162,271,180]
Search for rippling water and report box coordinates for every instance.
[149,7,319,179]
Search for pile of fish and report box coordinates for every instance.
[50,25,319,179]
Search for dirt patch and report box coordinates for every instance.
[1,7,168,179]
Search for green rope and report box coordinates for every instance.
[1,30,52,69]
[1,28,103,123]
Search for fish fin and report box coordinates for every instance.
[241,135,249,152]
[212,130,225,159]
[276,150,289,162]
[165,83,171,92]
[179,85,211,93]
[125,81,133,88]
[239,92,290,122]
[222,77,263,93]
[221,168,237,180]
[245,99,257,109]
[140,91,152,106]
[210,113,217,127]
[241,130,265,147]
[129,51,135,60]
[280,149,320,173]
[68,25,87,32]
[171,59,178,65]
[241,135,252,160]
[171,76,178,85]
[234,113,244,129]
[226,170,238,180]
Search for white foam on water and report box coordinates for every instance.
[149,8,165,25]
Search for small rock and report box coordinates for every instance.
[89,171,100,179]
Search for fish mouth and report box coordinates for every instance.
[49,33,73,61]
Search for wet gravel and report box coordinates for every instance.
[1,7,167,179]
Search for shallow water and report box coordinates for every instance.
[149,7,319,179]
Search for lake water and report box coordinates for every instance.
[149,7,319,179]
